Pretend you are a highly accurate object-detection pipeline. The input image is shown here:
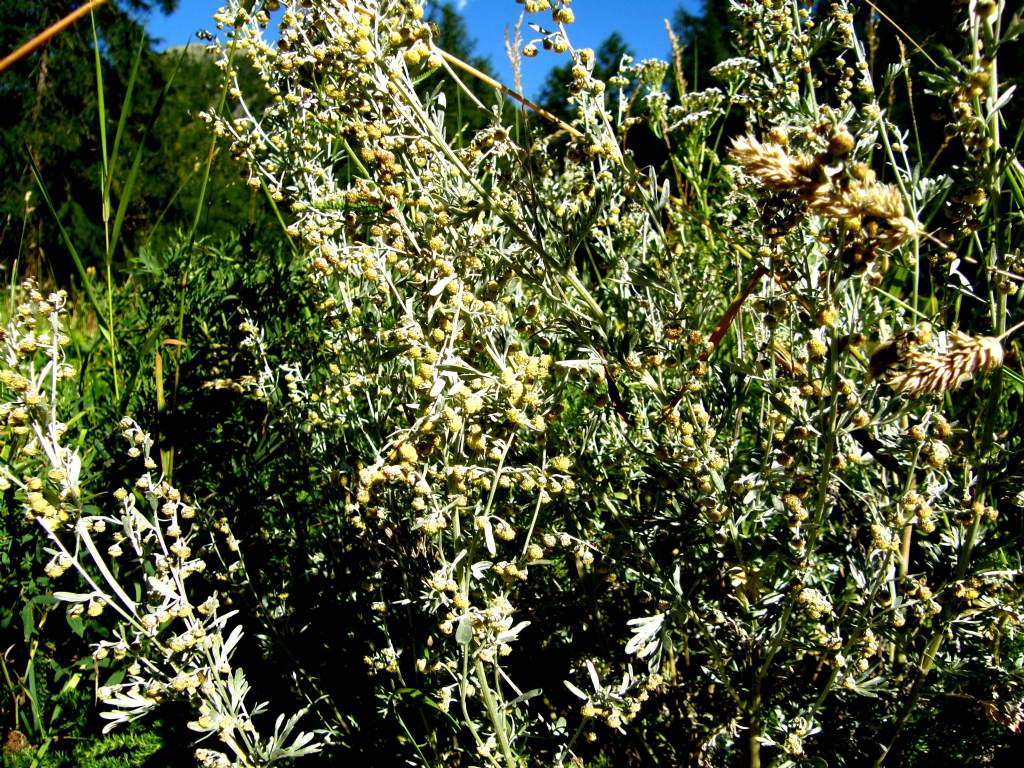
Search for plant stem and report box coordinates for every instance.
[874,630,943,766]
[475,658,519,767]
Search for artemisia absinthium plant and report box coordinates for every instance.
[0,286,322,767]
[665,1,1022,765]
[205,0,666,765]
[10,0,1022,765]
[204,0,1024,765]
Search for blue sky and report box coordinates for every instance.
[144,0,698,98]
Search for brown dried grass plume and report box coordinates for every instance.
[731,132,919,248]
[729,134,818,191]
[886,332,1004,396]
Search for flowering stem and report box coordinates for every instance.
[345,0,581,139]
[750,313,842,753]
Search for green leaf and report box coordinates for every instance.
[20,603,34,643]
[26,154,105,322]
[455,614,473,645]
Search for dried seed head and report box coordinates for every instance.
[886,332,1004,396]
[828,127,856,156]
[808,178,904,221]
[729,134,817,190]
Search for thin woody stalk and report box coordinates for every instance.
[0,0,106,73]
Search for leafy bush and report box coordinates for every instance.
[3,1,1024,767]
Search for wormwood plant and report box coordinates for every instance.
[5,0,1024,766]
[0,286,321,767]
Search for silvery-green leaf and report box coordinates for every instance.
[76,520,137,614]
[483,517,496,556]
[564,680,588,700]
[455,614,473,645]
[429,275,455,297]
[990,84,1016,116]
[497,620,530,643]
[53,591,96,603]
[506,688,542,708]
[625,613,665,657]
[222,624,245,657]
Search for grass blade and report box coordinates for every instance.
[105,34,147,207]
[25,154,105,322]
[110,42,185,258]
